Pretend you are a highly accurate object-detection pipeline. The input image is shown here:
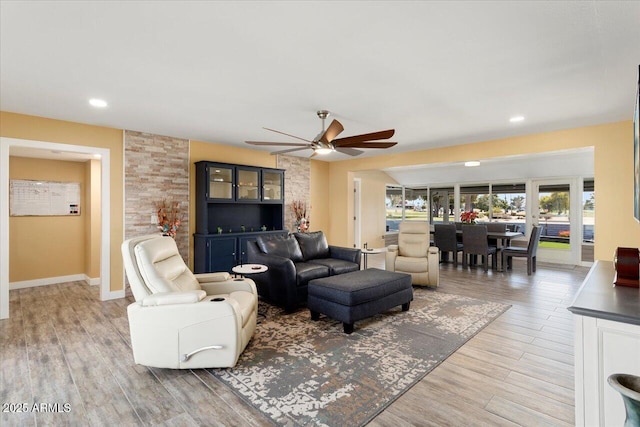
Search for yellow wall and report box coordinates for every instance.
[327,120,639,261]
[9,157,86,281]
[310,160,330,234]
[1,111,124,291]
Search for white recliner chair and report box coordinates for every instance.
[386,222,439,287]
[121,234,258,369]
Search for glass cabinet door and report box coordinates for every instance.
[208,166,234,200]
[262,170,283,201]
[236,168,260,201]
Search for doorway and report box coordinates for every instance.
[354,178,361,248]
[0,137,112,319]
[530,178,580,265]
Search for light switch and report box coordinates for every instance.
[151,214,156,224]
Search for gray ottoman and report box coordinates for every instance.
[308,268,413,334]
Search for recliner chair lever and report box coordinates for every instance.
[181,345,224,362]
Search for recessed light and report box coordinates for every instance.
[509,115,525,123]
[89,98,108,108]
[464,161,481,167]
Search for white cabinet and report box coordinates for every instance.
[570,260,640,427]
[574,315,640,426]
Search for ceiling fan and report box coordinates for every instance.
[245,110,397,157]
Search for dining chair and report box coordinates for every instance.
[462,225,498,272]
[434,223,463,266]
[506,224,523,233]
[502,226,541,275]
[486,222,507,249]
[454,221,464,243]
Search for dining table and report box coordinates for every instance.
[430,225,523,272]
[458,229,523,243]
[463,229,523,272]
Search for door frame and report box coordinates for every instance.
[353,178,361,248]
[529,178,581,265]
[1,137,113,319]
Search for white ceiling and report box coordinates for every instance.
[1,1,639,163]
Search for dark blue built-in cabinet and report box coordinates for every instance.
[194,161,288,273]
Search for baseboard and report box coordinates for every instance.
[84,275,101,286]
[10,275,124,301]
[9,274,87,290]
[103,289,125,300]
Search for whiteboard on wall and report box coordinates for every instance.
[10,179,81,216]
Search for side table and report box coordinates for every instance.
[361,248,386,269]
[231,264,268,322]
[232,263,268,277]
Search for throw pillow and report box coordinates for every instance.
[294,231,330,261]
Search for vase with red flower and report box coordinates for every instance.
[460,211,478,224]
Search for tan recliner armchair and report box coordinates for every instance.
[122,234,258,369]
[386,222,439,286]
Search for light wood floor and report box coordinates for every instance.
[1,258,588,426]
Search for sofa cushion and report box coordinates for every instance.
[256,235,303,262]
[294,262,329,286]
[308,258,360,275]
[294,231,330,261]
[398,234,429,258]
[395,256,429,273]
[398,222,430,258]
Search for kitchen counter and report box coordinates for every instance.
[568,260,640,326]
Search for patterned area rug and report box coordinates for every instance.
[207,288,510,426]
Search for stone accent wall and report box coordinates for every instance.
[277,155,311,233]
[124,131,189,261]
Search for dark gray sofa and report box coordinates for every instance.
[246,231,361,312]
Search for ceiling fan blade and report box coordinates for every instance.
[246,141,310,147]
[332,129,395,146]
[263,127,312,143]
[318,119,345,144]
[270,146,312,155]
[335,147,364,156]
[339,142,398,149]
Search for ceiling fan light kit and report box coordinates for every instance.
[314,147,334,155]
[245,110,397,157]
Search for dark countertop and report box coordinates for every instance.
[568,260,640,326]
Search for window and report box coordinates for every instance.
[583,179,594,243]
[429,187,454,223]
[383,178,594,265]
[538,183,571,250]
[459,185,490,223]
[385,185,403,231]
[492,183,527,232]
[404,188,429,221]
